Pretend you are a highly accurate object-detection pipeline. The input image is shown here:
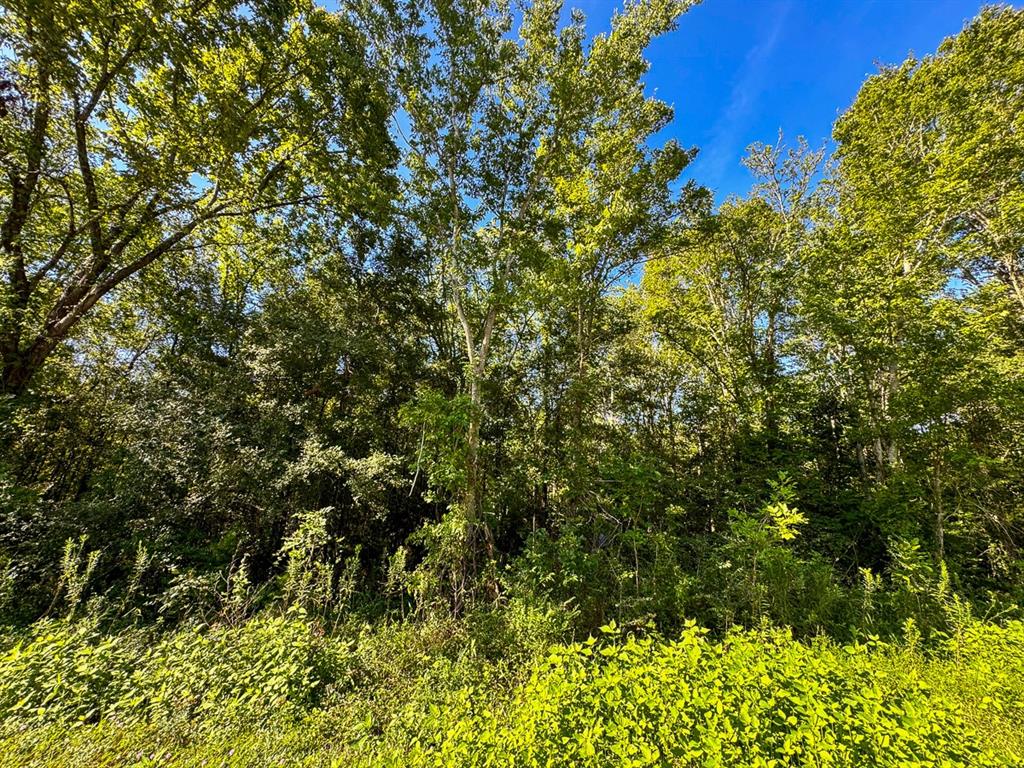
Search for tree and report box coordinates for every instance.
[370,0,699,591]
[0,0,396,395]
[833,5,1024,316]
[637,139,817,515]
[819,7,1024,570]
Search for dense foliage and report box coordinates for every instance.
[1,614,1022,765]
[1,0,1023,763]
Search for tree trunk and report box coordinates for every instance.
[1,335,57,397]
[464,371,482,526]
[932,455,945,561]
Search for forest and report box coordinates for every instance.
[0,0,1023,765]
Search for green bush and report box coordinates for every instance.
[1,614,1022,767]
[0,613,346,727]
[399,622,1020,767]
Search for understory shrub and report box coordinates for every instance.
[398,621,1023,767]
[0,614,1022,767]
[0,612,346,728]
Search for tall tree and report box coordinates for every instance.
[638,140,817,512]
[371,0,699,588]
[820,6,1024,570]
[0,0,396,395]
[833,5,1024,317]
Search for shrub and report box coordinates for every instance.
[396,623,1019,767]
[0,614,346,728]
[1,614,1022,767]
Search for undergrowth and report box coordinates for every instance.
[0,611,1021,767]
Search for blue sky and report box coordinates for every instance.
[567,0,1001,201]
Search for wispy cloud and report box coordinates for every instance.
[697,0,793,195]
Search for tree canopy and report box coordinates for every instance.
[1,0,1022,645]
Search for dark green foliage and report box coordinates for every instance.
[0,0,1020,636]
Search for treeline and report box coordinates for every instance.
[0,0,1022,639]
